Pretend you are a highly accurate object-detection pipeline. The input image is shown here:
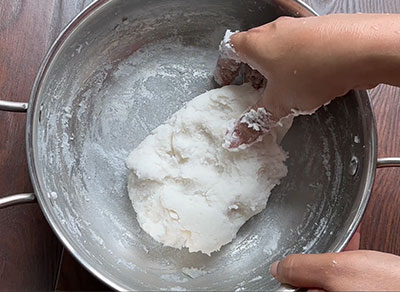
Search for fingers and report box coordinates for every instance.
[223,103,273,150]
[230,28,271,74]
[242,65,266,89]
[214,28,268,88]
[213,59,266,88]
[214,29,242,86]
[214,57,241,86]
[271,251,400,291]
[269,253,338,289]
[214,28,273,151]
[229,17,297,75]
[230,31,259,69]
[224,120,262,150]
[214,34,266,88]
[223,84,292,150]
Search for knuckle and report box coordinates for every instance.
[231,31,247,45]
[277,16,292,22]
[230,32,250,52]
[270,16,292,29]
[278,254,299,281]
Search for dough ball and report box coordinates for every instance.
[126,84,290,255]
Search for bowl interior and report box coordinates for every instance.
[30,0,375,290]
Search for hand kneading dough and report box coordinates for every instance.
[126,84,291,255]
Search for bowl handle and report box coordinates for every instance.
[377,157,400,168]
[0,193,36,208]
[0,100,35,208]
[0,100,28,112]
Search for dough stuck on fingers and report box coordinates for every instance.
[223,106,275,151]
[126,84,291,255]
[214,29,272,151]
[213,29,241,86]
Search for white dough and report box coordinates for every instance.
[126,84,291,255]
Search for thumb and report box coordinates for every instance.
[269,253,337,289]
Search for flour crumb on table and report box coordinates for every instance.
[126,84,291,255]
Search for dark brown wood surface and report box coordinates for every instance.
[304,0,400,256]
[0,0,94,290]
[0,0,399,290]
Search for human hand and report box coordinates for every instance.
[217,14,400,149]
[269,250,400,291]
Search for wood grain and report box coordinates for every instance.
[1,0,400,290]
[0,0,92,290]
[303,0,400,256]
[56,249,109,291]
[363,85,400,254]
[305,0,400,14]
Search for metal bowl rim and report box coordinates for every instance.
[24,0,377,290]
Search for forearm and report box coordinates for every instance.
[335,14,400,88]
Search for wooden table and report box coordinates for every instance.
[0,0,399,290]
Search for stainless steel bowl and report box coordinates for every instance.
[1,0,400,290]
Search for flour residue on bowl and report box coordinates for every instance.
[126,84,291,255]
[35,3,353,290]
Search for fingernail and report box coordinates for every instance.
[269,261,279,278]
